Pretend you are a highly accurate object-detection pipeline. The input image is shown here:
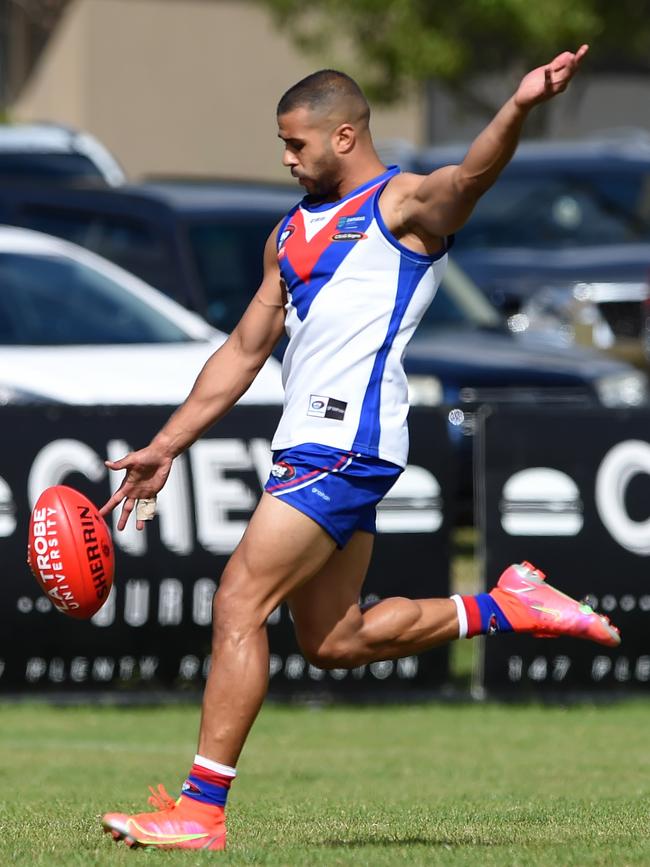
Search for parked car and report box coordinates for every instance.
[0,179,296,334]
[406,259,648,519]
[0,123,126,186]
[514,281,648,368]
[0,181,646,521]
[0,208,647,520]
[409,132,650,363]
[0,226,283,405]
[0,182,644,410]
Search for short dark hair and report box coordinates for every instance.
[277,69,370,124]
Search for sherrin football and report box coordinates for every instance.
[27,485,114,619]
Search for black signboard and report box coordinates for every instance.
[0,404,454,698]
[476,406,650,696]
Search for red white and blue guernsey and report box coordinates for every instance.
[271,165,450,468]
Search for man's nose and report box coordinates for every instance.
[282,149,298,167]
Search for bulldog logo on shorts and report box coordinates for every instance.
[271,461,296,482]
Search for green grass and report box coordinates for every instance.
[1,701,649,865]
[2,534,645,864]
[450,526,481,689]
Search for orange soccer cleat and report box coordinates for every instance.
[490,561,621,647]
[102,784,227,850]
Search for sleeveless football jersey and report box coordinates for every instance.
[271,166,449,468]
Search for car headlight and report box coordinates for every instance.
[407,375,443,406]
[595,371,648,408]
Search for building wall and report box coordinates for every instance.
[11,0,425,181]
[11,0,85,124]
[11,0,650,179]
[426,74,650,145]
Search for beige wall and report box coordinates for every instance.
[12,0,425,181]
[13,0,86,124]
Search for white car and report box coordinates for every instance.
[0,123,126,186]
[0,226,284,406]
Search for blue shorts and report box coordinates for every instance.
[264,443,402,548]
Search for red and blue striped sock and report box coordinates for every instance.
[180,755,236,809]
[451,593,513,638]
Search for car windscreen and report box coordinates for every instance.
[0,152,105,182]
[0,252,195,345]
[186,218,278,332]
[418,260,504,331]
[453,170,650,248]
[15,205,178,299]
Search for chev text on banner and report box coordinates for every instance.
[0,405,454,698]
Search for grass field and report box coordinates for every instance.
[1,701,649,866]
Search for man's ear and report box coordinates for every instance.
[334,123,356,155]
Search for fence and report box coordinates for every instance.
[3,403,649,698]
[0,404,453,698]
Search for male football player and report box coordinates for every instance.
[101,45,620,850]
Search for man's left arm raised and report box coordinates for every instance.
[398,45,589,243]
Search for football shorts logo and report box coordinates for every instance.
[311,486,331,502]
[307,395,348,420]
[271,461,296,481]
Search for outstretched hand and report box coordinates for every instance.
[100,445,173,531]
[515,44,589,110]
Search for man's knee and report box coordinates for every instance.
[298,632,361,669]
[211,578,266,646]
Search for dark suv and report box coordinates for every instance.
[410,133,650,356]
[0,180,296,334]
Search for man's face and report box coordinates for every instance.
[277,107,341,197]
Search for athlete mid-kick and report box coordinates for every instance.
[100,46,620,851]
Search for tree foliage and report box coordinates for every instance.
[258,0,650,115]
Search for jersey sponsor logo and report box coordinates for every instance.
[307,395,347,420]
[324,399,347,419]
[270,461,296,482]
[331,231,367,242]
[337,215,367,229]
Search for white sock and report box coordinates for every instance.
[450,594,468,639]
[193,754,237,778]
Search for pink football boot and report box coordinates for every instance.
[490,561,621,647]
[102,784,226,850]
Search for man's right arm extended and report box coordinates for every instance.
[100,226,286,529]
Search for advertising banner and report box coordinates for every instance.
[476,406,650,696]
[0,405,454,698]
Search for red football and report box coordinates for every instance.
[27,485,114,620]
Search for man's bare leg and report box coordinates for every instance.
[196,493,337,766]
[102,494,340,849]
[289,532,621,671]
[103,523,620,848]
[289,531,459,669]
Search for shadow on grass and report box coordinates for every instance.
[322,835,495,849]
